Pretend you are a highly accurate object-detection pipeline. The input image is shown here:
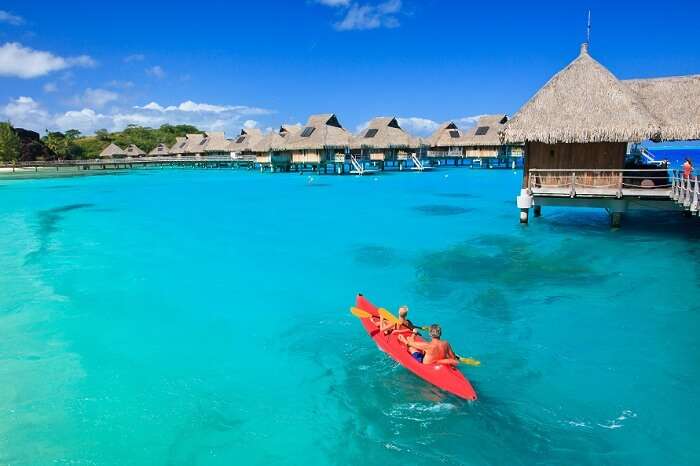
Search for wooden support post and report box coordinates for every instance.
[534,205,542,217]
[610,212,622,228]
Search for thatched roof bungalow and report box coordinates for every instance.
[229,128,263,158]
[459,115,522,158]
[427,122,467,157]
[124,144,146,158]
[169,137,188,156]
[148,143,169,157]
[201,132,232,155]
[284,114,351,164]
[253,125,302,165]
[350,117,419,161]
[99,142,126,158]
[504,43,700,223]
[623,75,700,142]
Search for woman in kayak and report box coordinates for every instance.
[378,305,416,335]
[398,324,459,366]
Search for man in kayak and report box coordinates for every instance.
[398,324,459,366]
[378,305,416,335]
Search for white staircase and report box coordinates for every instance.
[410,154,432,171]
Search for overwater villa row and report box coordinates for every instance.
[99,114,524,172]
[506,43,700,225]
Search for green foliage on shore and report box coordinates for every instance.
[0,122,21,162]
[47,124,203,159]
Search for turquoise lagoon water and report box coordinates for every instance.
[1,168,699,465]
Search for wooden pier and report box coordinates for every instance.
[518,168,698,226]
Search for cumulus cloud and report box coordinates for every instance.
[123,54,145,63]
[335,0,402,31]
[1,96,51,128]
[135,100,272,115]
[0,10,24,26]
[145,65,165,78]
[0,42,96,79]
[454,115,487,127]
[1,96,273,135]
[397,117,439,135]
[70,88,119,109]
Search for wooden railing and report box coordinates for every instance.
[527,169,672,198]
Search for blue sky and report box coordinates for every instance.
[0,0,699,137]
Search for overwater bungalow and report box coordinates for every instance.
[148,143,169,157]
[460,115,524,162]
[253,125,301,169]
[350,117,419,168]
[124,144,146,158]
[284,114,351,166]
[181,133,206,156]
[169,137,187,156]
[200,132,232,156]
[229,128,263,160]
[504,43,700,225]
[427,122,467,158]
[99,143,126,158]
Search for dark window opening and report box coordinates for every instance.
[475,126,489,136]
[301,127,316,137]
[365,128,379,138]
[235,136,246,144]
[449,130,460,138]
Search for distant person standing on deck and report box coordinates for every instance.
[683,158,693,179]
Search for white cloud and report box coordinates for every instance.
[0,42,96,79]
[1,96,274,135]
[0,10,24,26]
[454,115,487,128]
[335,0,402,31]
[123,54,145,63]
[71,88,119,109]
[54,109,113,133]
[134,100,272,115]
[43,82,58,93]
[397,117,439,135]
[145,65,165,78]
[1,96,50,128]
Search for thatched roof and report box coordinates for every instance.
[169,137,187,155]
[229,128,263,153]
[252,125,302,153]
[181,133,206,154]
[350,117,418,150]
[624,75,700,141]
[429,121,467,147]
[99,142,125,158]
[460,115,508,146]
[124,144,146,157]
[149,143,169,156]
[201,131,231,152]
[503,43,660,144]
[285,114,351,150]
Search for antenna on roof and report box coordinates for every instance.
[586,10,591,46]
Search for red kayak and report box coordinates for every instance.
[355,294,477,401]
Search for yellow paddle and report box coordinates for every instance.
[351,307,481,366]
[350,307,372,319]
